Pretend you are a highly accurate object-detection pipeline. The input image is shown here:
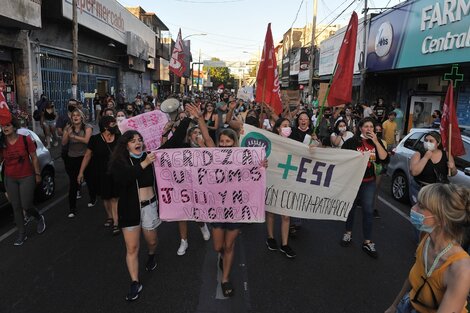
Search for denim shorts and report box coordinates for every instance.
[396,293,418,313]
[44,120,56,127]
[123,201,161,231]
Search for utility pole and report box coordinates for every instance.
[197,49,201,91]
[72,0,78,100]
[359,0,368,103]
[307,0,318,104]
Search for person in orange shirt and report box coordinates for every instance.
[385,183,470,313]
[382,111,397,151]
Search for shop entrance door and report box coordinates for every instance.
[97,79,109,97]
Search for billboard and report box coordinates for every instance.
[367,0,470,71]
[319,16,366,76]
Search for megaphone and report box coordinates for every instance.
[160,98,181,121]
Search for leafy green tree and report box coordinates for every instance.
[203,57,231,88]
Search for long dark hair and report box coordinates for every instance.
[108,130,144,173]
[354,117,376,140]
[272,117,290,135]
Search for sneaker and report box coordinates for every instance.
[362,241,378,258]
[46,143,51,149]
[68,212,75,218]
[87,199,97,208]
[76,191,82,199]
[53,141,58,147]
[145,254,157,271]
[13,233,27,246]
[340,232,352,247]
[125,281,143,301]
[373,209,381,219]
[37,215,46,234]
[177,239,188,256]
[200,224,210,241]
[266,238,278,251]
[280,245,297,258]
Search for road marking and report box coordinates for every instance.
[378,195,410,222]
[0,193,68,243]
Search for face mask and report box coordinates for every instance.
[410,210,435,233]
[108,126,119,134]
[126,110,133,115]
[280,127,292,137]
[376,132,382,138]
[339,127,347,132]
[116,116,125,123]
[129,151,144,159]
[423,141,436,151]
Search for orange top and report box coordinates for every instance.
[409,235,469,313]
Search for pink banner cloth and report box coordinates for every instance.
[118,110,169,151]
[154,147,266,223]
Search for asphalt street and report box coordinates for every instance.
[0,145,419,313]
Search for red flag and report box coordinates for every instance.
[169,29,186,77]
[256,23,282,115]
[327,12,358,106]
[440,81,465,156]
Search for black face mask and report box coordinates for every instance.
[376,132,382,138]
[245,116,259,127]
[126,110,133,115]
[108,126,119,134]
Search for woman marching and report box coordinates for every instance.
[385,183,470,313]
[109,130,160,301]
[0,115,46,246]
[265,117,296,258]
[77,116,120,234]
[62,109,92,218]
[340,117,389,258]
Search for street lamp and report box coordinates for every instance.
[182,33,206,92]
[183,33,207,40]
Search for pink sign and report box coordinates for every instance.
[154,147,266,223]
[118,110,169,151]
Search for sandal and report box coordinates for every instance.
[221,281,234,297]
[112,225,120,236]
[104,218,113,227]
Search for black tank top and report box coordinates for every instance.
[415,151,449,184]
[44,109,56,121]
[131,154,155,188]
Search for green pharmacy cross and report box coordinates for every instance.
[443,64,464,88]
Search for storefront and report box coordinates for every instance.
[366,0,470,130]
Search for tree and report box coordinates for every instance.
[203,57,231,88]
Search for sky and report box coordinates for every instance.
[117,0,403,63]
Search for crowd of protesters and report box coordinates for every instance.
[0,89,468,310]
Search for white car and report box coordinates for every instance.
[387,128,470,203]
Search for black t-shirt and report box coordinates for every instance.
[289,127,311,143]
[88,133,119,174]
[374,105,387,122]
[415,151,449,184]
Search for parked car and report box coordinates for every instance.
[0,128,55,207]
[387,128,470,203]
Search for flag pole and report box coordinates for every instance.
[260,78,266,128]
[448,80,453,177]
[312,63,337,138]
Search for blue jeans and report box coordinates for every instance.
[345,179,376,240]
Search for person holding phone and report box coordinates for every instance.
[340,117,389,258]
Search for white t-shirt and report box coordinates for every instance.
[363,107,373,118]
[330,131,354,148]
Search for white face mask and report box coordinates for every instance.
[280,127,292,137]
[424,141,436,151]
[116,116,125,123]
[339,127,347,132]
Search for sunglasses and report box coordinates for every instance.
[411,276,438,310]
